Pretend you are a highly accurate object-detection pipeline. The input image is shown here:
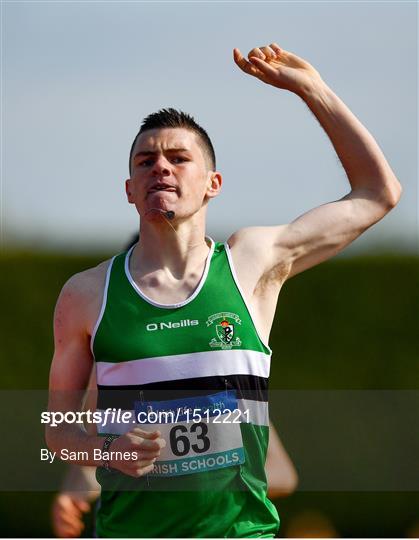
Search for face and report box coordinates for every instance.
[126,128,222,222]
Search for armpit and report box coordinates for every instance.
[254,260,291,294]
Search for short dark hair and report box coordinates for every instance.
[129,108,216,174]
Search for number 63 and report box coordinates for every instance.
[169,422,210,456]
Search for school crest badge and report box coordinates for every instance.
[206,312,242,350]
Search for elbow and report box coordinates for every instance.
[368,179,402,218]
[45,425,60,454]
[278,470,299,497]
[45,426,54,451]
[383,178,402,211]
[281,466,299,495]
[267,465,299,499]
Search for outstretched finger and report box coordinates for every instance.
[233,48,262,77]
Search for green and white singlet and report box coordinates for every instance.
[91,238,280,538]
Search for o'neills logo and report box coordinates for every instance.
[206,312,242,350]
[146,319,199,331]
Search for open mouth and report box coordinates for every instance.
[148,183,177,194]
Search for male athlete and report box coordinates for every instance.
[46,43,401,538]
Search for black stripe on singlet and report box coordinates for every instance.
[97,374,268,410]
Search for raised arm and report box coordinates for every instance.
[230,44,402,280]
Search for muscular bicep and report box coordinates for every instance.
[229,189,394,285]
[280,189,392,278]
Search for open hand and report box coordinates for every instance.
[233,43,323,96]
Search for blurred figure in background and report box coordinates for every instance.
[51,466,99,538]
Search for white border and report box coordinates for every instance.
[124,237,215,309]
[224,242,273,354]
[89,256,116,358]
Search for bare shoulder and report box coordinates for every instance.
[55,258,113,337]
[227,226,292,288]
[50,258,113,392]
[59,259,111,302]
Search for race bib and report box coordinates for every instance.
[134,390,245,477]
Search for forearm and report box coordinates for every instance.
[61,464,100,501]
[46,424,106,467]
[300,80,401,205]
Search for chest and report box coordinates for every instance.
[132,271,203,306]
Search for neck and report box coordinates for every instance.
[131,215,210,277]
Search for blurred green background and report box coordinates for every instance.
[1,249,418,537]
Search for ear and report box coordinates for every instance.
[206,171,223,200]
[125,179,134,204]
